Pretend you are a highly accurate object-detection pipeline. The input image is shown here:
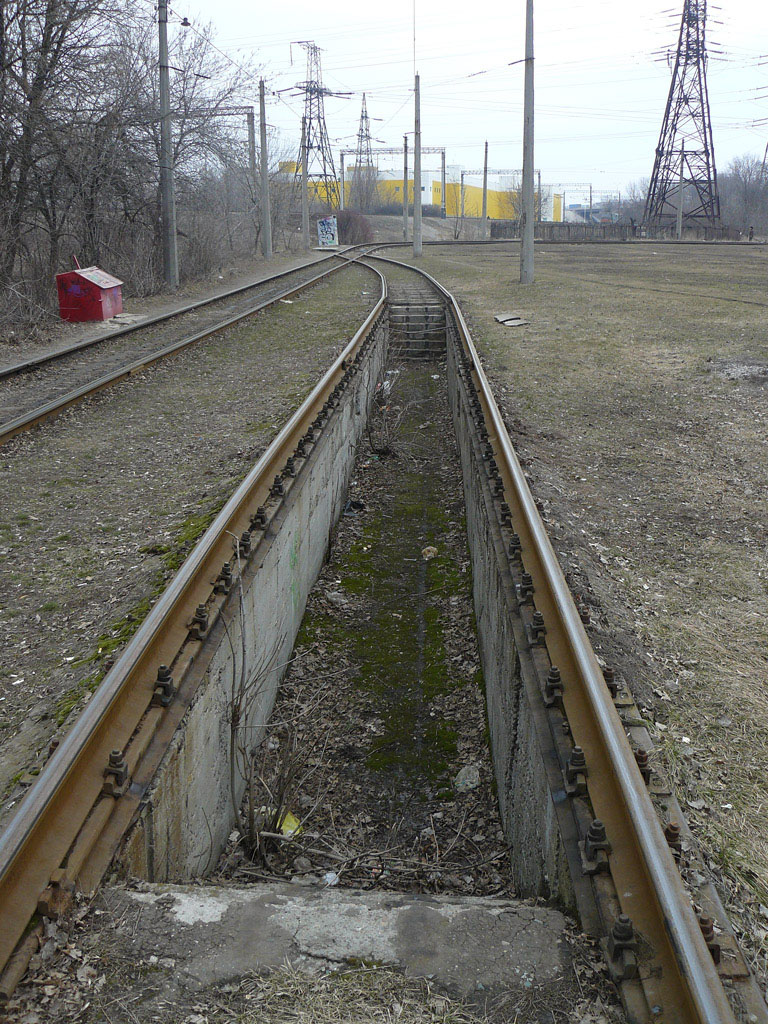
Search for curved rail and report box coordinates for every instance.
[0,253,369,446]
[363,252,739,1024]
[0,263,388,991]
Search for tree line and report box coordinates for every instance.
[0,0,304,333]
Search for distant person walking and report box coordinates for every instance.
[748,225,755,241]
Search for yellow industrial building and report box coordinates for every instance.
[279,163,563,221]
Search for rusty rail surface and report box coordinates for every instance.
[0,264,387,993]
[0,253,374,446]
[363,253,759,1024]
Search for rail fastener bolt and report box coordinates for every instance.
[634,747,652,784]
[530,610,547,643]
[699,916,722,964]
[103,749,129,797]
[214,562,233,595]
[152,664,176,708]
[251,507,267,530]
[238,532,252,557]
[579,604,591,625]
[544,666,564,708]
[516,572,534,604]
[664,821,682,860]
[189,604,209,641]
[606,914,639,981]
[580,818,611,875]
[603,666,619,699]
[270,475,284,497]
[508,533,523,560]
[285,457,296,477]
[566,745,588,796]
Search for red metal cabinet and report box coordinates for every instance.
[56,267,123,322]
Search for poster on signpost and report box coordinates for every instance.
[317,215,338,247]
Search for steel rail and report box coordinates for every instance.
[363,253,736,1024]
[0,241,514,385]
[0,255,367,446]
[0,249,361,382]
[0,263,387,981]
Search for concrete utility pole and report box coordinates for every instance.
[520,0,535,284]
[589,184,593,223]
[300,116,310,249]
[340,152,345,211]
[158,0,178,289]
[246,108,257,249]
[460,171,466,232]
[413,73,422,257]
[481,141,489,239]
[441,150,447,219]
[676,142,685,239]
[259,80,272,260]
[403,135,408,242]
[246,110,256,187]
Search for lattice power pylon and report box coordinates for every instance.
[292,41,344,210]
[644,0,720,232]
[349,94,377,212]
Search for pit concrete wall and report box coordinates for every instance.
[446,323,574,908]
[121,318,388,881]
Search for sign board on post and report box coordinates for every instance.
[317,215,338,247]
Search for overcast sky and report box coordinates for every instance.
[172,0,766,197]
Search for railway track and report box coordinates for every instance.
[0,252,765,1023]
[0,248,372,445]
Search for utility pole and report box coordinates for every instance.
[676,142,685,239]
[589,184,593,223]
[340,152,345,211]
[259,80,272,260]
[158,0,178,289]
[413,73,422,258]
[300,116,310,249]
[441,149,447,219]
[460,170,466,234]
[403,135,409,242]
[246,108,257,249]
[520,0,534,283]
[481,141,489,239]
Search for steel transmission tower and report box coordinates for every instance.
[349,94,377,212]
[292,41,344,210]
[644,0,720,232]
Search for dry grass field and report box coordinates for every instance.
[389,240,768,984]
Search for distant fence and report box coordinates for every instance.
[490,220,741,242]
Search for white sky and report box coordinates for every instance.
[171,0,767,197]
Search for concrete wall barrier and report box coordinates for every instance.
[121,317,388,880]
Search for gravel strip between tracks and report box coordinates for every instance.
[387,242,768,991]
[0,249,331,366]
[0,257,346,425]
[0,266,376,826]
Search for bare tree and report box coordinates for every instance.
[1,0,291,328]
[719,155,767,235]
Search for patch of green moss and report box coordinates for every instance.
[307,365,475,786]
[55,670,101,726]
